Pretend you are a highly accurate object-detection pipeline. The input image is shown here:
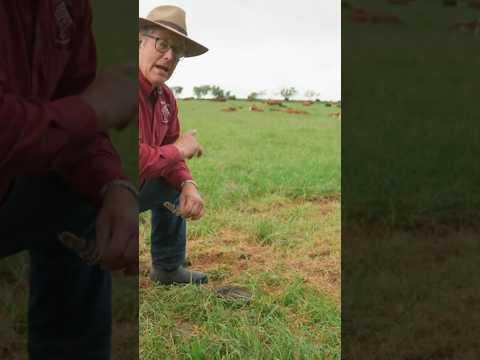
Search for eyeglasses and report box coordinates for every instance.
[142,34,186,61]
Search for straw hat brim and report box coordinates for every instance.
[139,18,208,57]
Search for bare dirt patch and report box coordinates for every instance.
[195,198,340,301]
[139,197,341,303]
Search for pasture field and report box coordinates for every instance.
[343,1,480,359]
[139,99,341,359]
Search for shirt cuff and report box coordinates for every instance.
[161,143,183,164]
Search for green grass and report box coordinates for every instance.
[141,281,339,360]
[140,99,340,359]
[180,100,340,206]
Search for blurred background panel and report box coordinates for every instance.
[91,2,139,359]
[0,2,139,359]
[92,0,138,184]
[342,1,480,359]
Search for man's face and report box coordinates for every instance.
[139,28,185,87]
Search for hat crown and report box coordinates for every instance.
[140,5,208,57]
[146,5,187,35]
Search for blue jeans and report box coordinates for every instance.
[0,174,111,360]
[139,178,186,271]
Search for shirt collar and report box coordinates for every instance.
[138,71,163,99]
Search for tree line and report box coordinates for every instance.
[171,85,322,101]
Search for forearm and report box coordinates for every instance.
[56,131,125,208]
[0,92,98,176]
[139,142,183,180]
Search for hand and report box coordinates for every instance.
[81,62,137,131]
[95,184,139,272]
[178,183,204,220]
[174,130,203,159]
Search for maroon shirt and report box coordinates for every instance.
[0,0,124,207]
[138,71,192,189]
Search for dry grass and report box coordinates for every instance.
[140,197,340,300]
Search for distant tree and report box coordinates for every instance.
[171,86,183,96]
[305,90,320,100]
[225,90,236,100]
[201,85,212,97]
[193,86,201,99]
[210,85,225,98]
[193,85,211,99]
[247,92,259,101]
[280,87,297,101]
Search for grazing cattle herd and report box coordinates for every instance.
[216,100,341,119]
[349,8,402,24]
[342,0,480,32]
[450,19,480,32]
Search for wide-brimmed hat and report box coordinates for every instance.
[139,5,208,57]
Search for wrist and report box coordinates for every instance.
[173,144,186,160]
[181,180,198,190]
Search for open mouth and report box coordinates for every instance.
[154,64,170,73]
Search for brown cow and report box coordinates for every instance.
[350,9,402,24]
[222,107,237,112]
[262,99,284,106]
[328,112,341,119]
[285,108,309,115]
[249,105,264,112]
[211,96,226,102]
[450,20,480,33]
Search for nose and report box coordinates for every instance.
[161,48,175,62]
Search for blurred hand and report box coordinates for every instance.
[95,184,139,272]
[81,62,137,131]
[178,183,204,220]
[174,130,203,159]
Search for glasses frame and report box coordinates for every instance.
[142,33,186,61]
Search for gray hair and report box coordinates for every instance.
[139,25,160,35]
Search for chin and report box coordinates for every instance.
[148,76,164,87]
[151,74,171,86]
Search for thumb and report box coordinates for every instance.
[179,194,187,215]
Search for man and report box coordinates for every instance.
[0,1,138,358]
[139,5,208,284]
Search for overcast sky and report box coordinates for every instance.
[139,0,341,100]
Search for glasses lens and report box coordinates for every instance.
[155,39,169,52]
[154,38,186,60]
